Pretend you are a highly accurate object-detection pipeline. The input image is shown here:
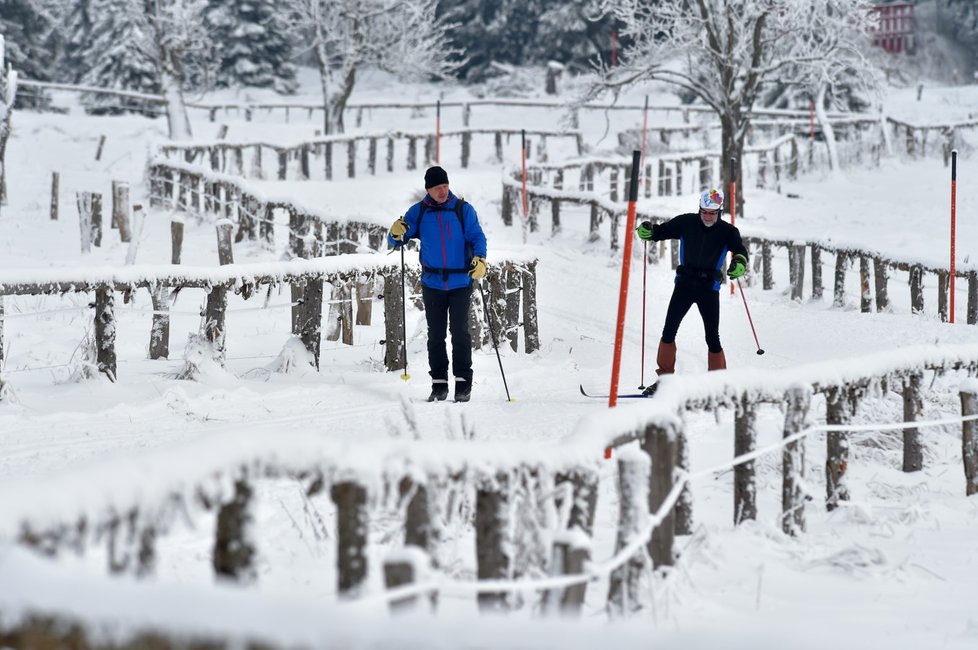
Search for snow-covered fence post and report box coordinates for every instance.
[782,386,811,536]
[50,172,59,220]
[461,131,472,168]
[204,283,228,365]
[762,241,773,290]
[407,137,418,171]
[332,480,369,598]
[94,284,116,381]
[149,284,169,360]
[383,267,406,372]
[260,204,275,250]
[607,448,650,617]
[643,420,677,567]
[347,140,356,178]
[675,427,693,534]
[833,252,848,308]
[811,243,823,300]
[384,476,439,613]
[385,136,394,173]
[500,184,514,226]
[111,181,132,243]
[909,264,924,314]
[789,243,806,302]
[216,219,234,265]
[968,271,978,325]
[494,133,503,163]
[299,144,310,180]
[734,400,757,524]
[170,217,184,264]
[548,465,599,614]
[825,387,852,510]
[962,386,978,496]
[938,271,950,323]
[860,256,872,313]
[521,261,540,354]
[355,273,373,326]
[903,372,924,472]
[277,149,287,180]
[874,258,890,311]
[325,141,333,180]
[213,477,256,583]
[76,191,102,253]
[475,471,512,612]
[367,138,377,175]
[502,263,521,352]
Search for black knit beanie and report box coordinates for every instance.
[424,166,449,189]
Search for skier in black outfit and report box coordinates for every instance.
[636,188,748,394]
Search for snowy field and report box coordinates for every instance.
[1,69,978,649]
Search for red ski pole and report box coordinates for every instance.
[737,278,765,355]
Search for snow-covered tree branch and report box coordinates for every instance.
[285,0,462,134]
[594,0,878,215]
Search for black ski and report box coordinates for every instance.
[579,385,654,399]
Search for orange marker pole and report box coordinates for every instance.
[606,150,643,459]
[951,149,957,323]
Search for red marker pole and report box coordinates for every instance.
[729,157,737,296]
[606,151,643,459]
[950,149,957,323]
[436,99,441,164]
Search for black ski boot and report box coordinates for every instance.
[641,383,659,397]
[454,379,471,403]
[427,382,449,402]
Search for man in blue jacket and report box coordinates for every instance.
[388,166,488,402]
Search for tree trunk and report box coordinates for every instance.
[815,84,841,172]
[720,114,746,219]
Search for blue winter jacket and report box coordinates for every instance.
[387,192,488,291]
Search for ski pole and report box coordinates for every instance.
[729,157,737,297]
[478,280,512,402]
[639,240,648,390]
[736,278,765,355]
[399,245,410,380]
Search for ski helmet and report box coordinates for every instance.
[699,188,724,212]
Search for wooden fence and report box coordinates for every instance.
[156,127,582,183]
[3,345,978,647]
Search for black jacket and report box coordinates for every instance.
[650,213,748,290]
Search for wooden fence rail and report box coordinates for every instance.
[3,345,977,643]
[156,127,582,182]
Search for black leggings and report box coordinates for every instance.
[421,284,473,383]
[660,280,723,353]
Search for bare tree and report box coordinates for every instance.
[595,0,876,215]
[142,0,210,139]
[286,0,462,134]
[0,35,19,214]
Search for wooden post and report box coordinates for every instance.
[674,427,693,535]
[347,140,356,178]
[367,138,377,175]
[383,270,405,372]
[810,243,823,300]
[762,241,773,290]
[607,450,649,617]
[475,472,511,612]
[170,218,184,265]
[299,278,324,369]
[789,244,806,302]
[494,132,503,163]
[521,262,540,354]
[94,284,116,382]
[325,141,333,180]
[962,387,978,496]
[149,285,170,360]
[502,264,520,352]
[734,400,757,524]
[204,285,228,365]
[461,131,472,168]
[76,191,100,253]
[95,134,106,161]
[111,181,132,243]
[407,137,417,171]
[501,185,513,226]
[874,258,890,311]
[910,264,924,314]
[277,150,288,180]
[860,256,872,313]
[643,420,676,568]
[825,387,852,510]
[782,387,811,536]
[213,478,256,583]
[216,219,234,266]
[833,251,848,308]
[332,480,369,598]
[969,270,978,325]
[938,271,950,323]
[50,172,59,220]
[903,372,923,472]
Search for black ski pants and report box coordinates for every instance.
[660,278,723,353]
[421,283,473,383]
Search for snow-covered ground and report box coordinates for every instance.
[1,68,978,648]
